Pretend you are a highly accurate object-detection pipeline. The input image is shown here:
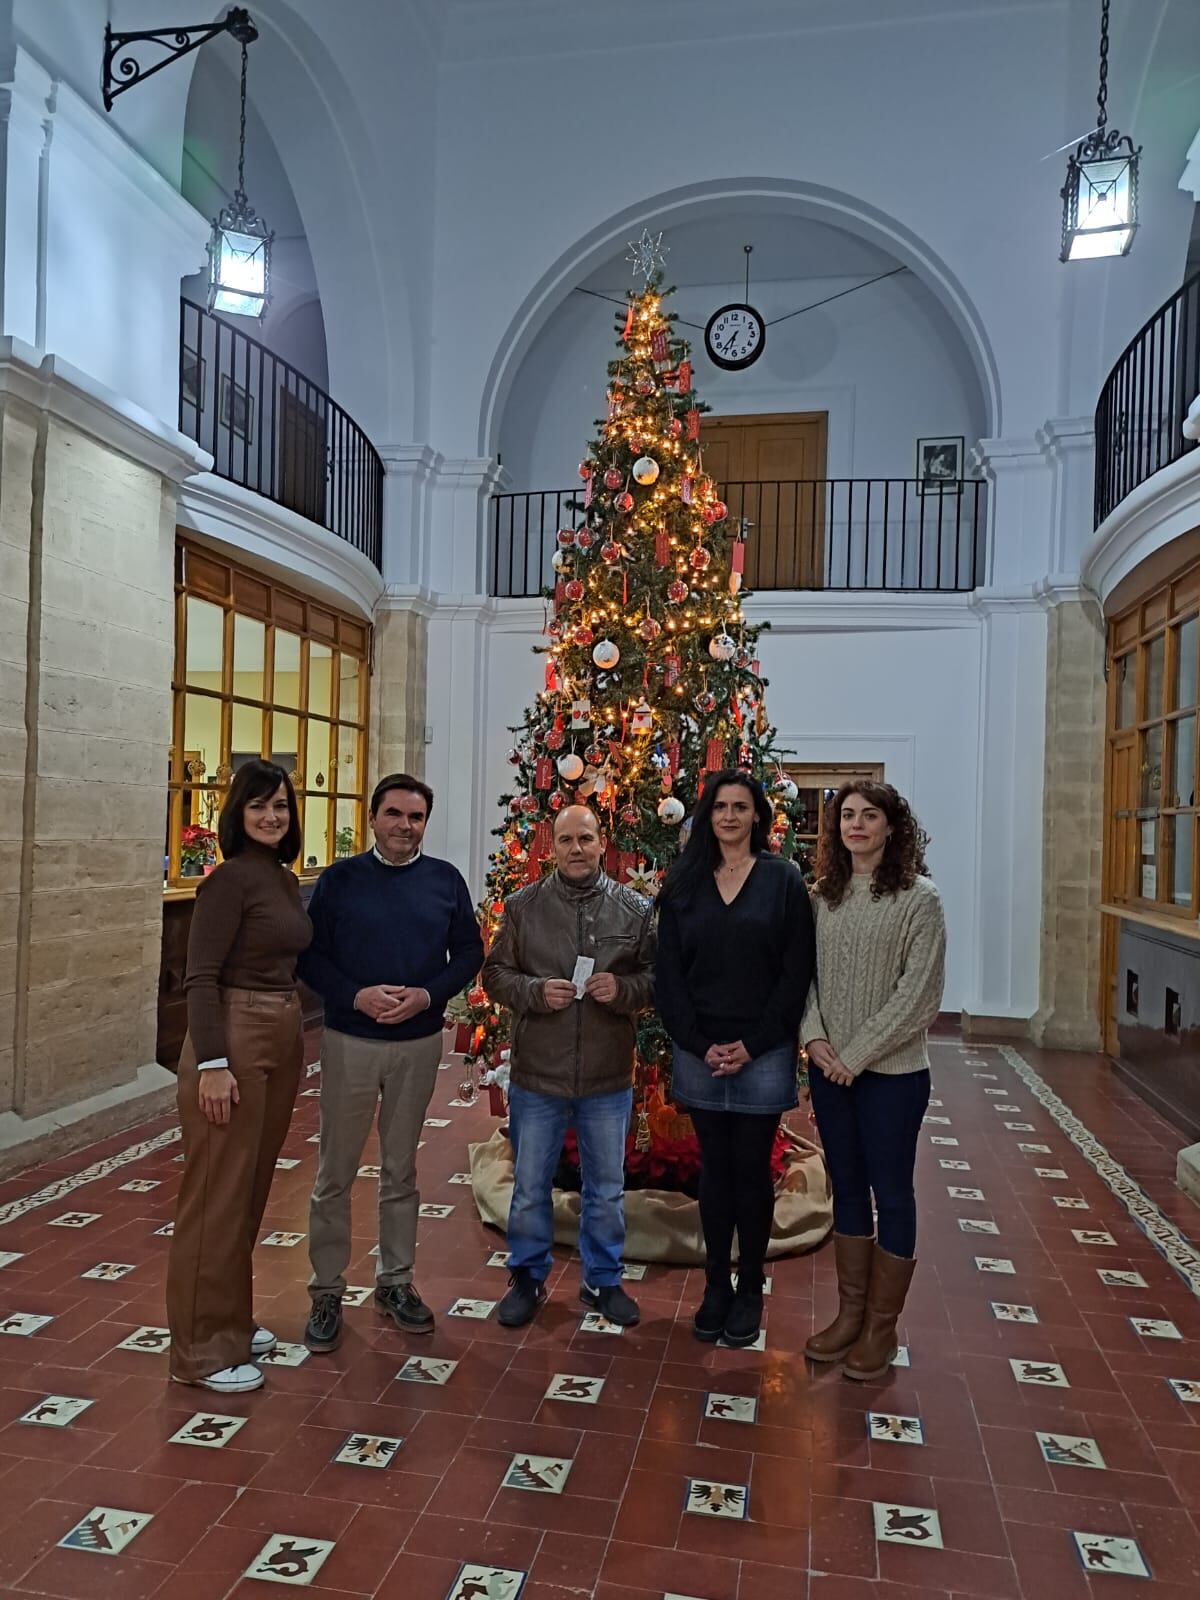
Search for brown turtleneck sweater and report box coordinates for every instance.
[184,845,313,1062]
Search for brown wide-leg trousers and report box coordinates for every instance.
[166,988,302,1382]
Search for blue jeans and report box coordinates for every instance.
[809,1068,930,1257]
[507,1083,632,1287]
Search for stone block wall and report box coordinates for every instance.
[370,600,429,783]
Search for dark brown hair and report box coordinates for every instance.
[218,759,302,864]
[813,781,929,907]
[370,772,434,818]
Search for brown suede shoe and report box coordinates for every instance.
[804,1234,874,1362]
[843,1245,916,1381]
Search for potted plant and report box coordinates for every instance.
[334,825,356,858]
[180,824,217,878]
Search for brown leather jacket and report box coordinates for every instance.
[481,871,656,1099]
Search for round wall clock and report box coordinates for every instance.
[704,303,766,370]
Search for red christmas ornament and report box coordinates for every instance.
[508,797,522,814]
[507,747,521,765]
[506,836,524,860]
[638,615,662,642]
[520,795,539,815]
[689,544,712,571]
[468,985,487,1007]
[711,500,728,521]
[548,620,563,640]
[574,528,594,551]
[695,689,717,714]
[573,624,595,647]
[619,805,639,825]
[701,505,719,525]
[634,375,654,396]
[604,467,622,489]
[734,650,751,670]
[556,527,575,547]
[666,579,688,604]
[564,578,584,601]
[668,417,682,438]
[615,491,635,513]
[584,743,605,764]
[578,461,593,480]
[548,791,565,811]
[545,727,565,750]
[600,540,622,564]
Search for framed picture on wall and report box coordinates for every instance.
[916,435,964,494]
[220,375,254,443]
[181,348,205,414]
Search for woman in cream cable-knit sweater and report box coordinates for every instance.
[801,781,945,1381]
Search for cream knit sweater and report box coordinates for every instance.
[801,874,946,1077]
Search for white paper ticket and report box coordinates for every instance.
[571,956,595,998]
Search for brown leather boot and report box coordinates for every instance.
[843,1245,916,1381]
[804,1233,874,1362]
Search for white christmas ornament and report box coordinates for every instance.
[708,632,737,662]
[632,455,660,485]
[551,550,571,573]
[657,795,685,825]
[592,638,621,669]
[557,753,585,781]
[775,776,799,802]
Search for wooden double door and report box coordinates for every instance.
[700,411,828,588]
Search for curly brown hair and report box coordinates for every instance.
[813,781,930,907]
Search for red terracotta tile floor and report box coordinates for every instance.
[0,1035,1198,1598]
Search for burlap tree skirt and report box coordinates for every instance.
[468,1121,832,1265]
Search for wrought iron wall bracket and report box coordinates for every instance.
[102,7,257,112]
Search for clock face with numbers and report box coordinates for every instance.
[704,303,766,370]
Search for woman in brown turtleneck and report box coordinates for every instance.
[166,759,312,1393]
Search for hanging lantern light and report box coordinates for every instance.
[208,34,273,317]
[1060,0,1140,262]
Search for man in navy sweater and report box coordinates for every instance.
[300,773,483,1350]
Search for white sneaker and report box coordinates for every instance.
[173,1364,264,1393]
[251,1325,277,1357]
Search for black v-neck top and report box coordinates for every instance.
[655,853,816,1059]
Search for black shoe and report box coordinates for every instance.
[722,1289,764,1348]
[579,1282,640,1327]
[498,1267,546,1327]
[375,1283,434,1334]
[304,1293,343,1353]
[692,1274,735,1343]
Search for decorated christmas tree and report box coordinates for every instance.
[464,237,803,1182]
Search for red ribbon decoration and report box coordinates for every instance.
[666,740,680,774]
[534,756,552,790]
[654,531,669,566]
[686,408,700,441]
[730,541,745,574]
[623,302,634,340]
[705,737,726,770]
[651,328,668,361]
[677,360,692,391]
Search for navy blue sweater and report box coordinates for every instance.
[299,851,484,1041]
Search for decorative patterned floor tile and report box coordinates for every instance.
[929,1097,944,1106]
[115,1326,170,1353]
[58,1507,152,1555]
[1010,1358,1069,1387]
[300,1086,321,1097]
[947,1186,985,1200]
[1072,1229,1117,1246]
[19,1395,94,1426]
[502,1453,572,1493]
[924,1115,952,1126]
[992,1302,1039,1323]
[118,1179,160,1192]
[939,1159,971,1171]
[487,1251,512,1268]
[275,1158,300,1170]
[447,1098,476,1108]
[169,1412,250,1448]
[0,1126,178,1228]
[1037,1432,1105,1468]
[1130,1317,1182,1339]
[1071,1532,1150,1579]
[341,1285,373,1307]
[1035,1168,1069,1179]
[580,1311,625,1335]
[993,1103,1022,1113]
[0,1250,24,1268]
[929,1136,959,1147]
[1018,1142,1052,1154]
[447,1298,496,1320]
[446,1565,526,1600]
[958,1218,999,1234]
[983,1088,1007,1096]
[867,1412,924,1445]
[80,1262,135,1281]
[48,1211,101,1228]
[892,1344,911,1367]
[1166,1377,1200,1404]
[152,1222,175,1236]
[397,1355,457,1385]
[448,1172,473,1184]
[1053,1196,1090,1209]
[260,1231,305,1247]
[333,1433,403,1468]
[424,1118,452,1129]
[0,1312,53,1336]
[1098,1269,1146,1287]
[705,1392,758,1423]
[257,1342,310,1367]
[684,1479,748,1519]
[307,1132,321,1143]
[357,1165,381,1178]
[973,1071,999,1080]
[244,1532,336,1585]
[545,1373,604,1404]
[419,1204,454,1218]
[1004,1122,1035,1132]
[623,1262,649,1281]
[975,1257,1015,1274]
[873,1502,943,1547]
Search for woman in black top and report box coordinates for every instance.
[656,770,815,1347]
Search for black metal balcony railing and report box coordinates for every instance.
[179,298,383,571]
[489,478,986,598]
[1095,270,1200,528]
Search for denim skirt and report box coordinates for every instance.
[670,1040,799,1115]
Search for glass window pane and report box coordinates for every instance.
[232,702,263,767]
[183,693,222,783]
[274,629,302,708]
[794,789,820,832]
[1170,814,1194,907]
[1145,634,1165,719]
[336,797,362,859]
[1140,724,1163,809]
[185,598,224,689]
[1115,654,1136,728]
[302,796,331,870]
[176,793,219,876]
[338,653,362,723]
[270,712,300,783]
[1175,618,1199,710]
[1139,815,1157,899]
[310,643,332,718]
[1172,715,1196,808]
[233,616,266,702]
[336,724,361,795]
[306,719,332,792]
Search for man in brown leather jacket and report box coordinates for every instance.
[482,805,655,1327]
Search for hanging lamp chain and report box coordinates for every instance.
[1097,0,1110,131]
[236,40,249,199]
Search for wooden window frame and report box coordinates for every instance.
[166,537,371,895]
